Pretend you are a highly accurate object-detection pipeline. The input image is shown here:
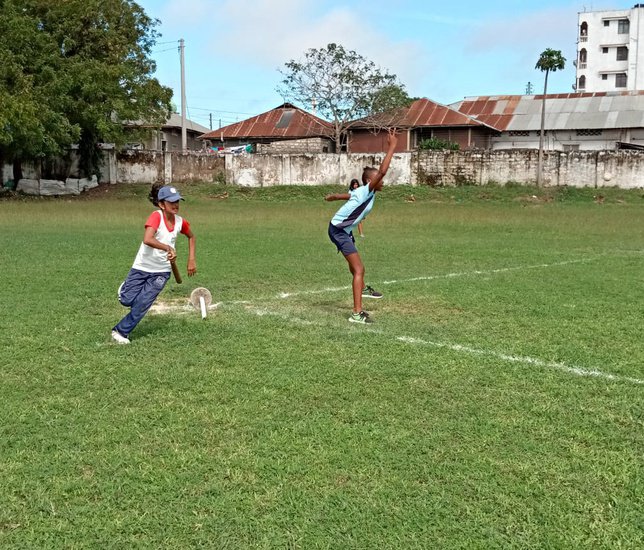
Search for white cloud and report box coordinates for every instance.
[466,7,576,54]
[206,0,429,89]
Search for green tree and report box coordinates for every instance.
[0,1,78,180]
[0,0,172,180]
[535,48,566,186]
[278,43,410,151]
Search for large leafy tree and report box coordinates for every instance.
[0,0,172,179]
[535,48,566,186]
[278,43,411,150]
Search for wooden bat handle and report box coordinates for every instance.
[170,260,182,284]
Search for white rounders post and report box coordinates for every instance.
[190,287,212,319]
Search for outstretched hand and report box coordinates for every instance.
[387,127,399,147]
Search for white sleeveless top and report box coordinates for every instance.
[132,211,184,273]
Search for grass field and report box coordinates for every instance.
[1,183,643,548]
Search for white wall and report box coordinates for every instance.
[4,150,644,191]
[413,149,644,188]
[225,153,412,187]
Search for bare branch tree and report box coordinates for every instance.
[278,43,411,151]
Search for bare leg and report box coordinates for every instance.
[358,222,364,237]
[345,252,365,313]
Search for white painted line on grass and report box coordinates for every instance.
[244,305,643,386]
[397,336,644,386]
[278,286,350,299]
[246,305,315,325]
[381,258,598,285]
[276,257,600,299]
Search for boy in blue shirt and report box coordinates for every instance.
[326,129,398,323]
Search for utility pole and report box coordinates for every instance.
[179,38,187,151]
[526,81,534,95]
[209,113,212,130]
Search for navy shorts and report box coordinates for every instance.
[328,223,357,256]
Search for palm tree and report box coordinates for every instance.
[535,49,566,186]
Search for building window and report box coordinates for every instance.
[508,131,530,136]
[563,144,580,151]
[618,19,629,34]
[602,74,608,80]
[602,47,609,54]
[603,20,610,27]
[616,46,628,60]
[576,129,602,136]
[578,75,586,89]
[615,73,627,87]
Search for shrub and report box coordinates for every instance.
[418,137,460,151]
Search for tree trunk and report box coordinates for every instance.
[537,71,549,187]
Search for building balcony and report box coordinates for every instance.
[578,62,587,69]
[579,35,588,42]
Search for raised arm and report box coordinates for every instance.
[369,128,399,191]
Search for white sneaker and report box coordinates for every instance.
[111,330,130,344]
[117,282,124,301]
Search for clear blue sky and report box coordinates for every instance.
[137,0,623,129]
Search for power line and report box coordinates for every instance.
[187,106,257,116]
[151,46,179,54]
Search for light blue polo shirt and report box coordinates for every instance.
[330,185,375,234]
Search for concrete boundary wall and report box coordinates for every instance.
[411,150,644,188]
[226,153,412,187]
[113,151,225,185]
[225,150,644,188]
[4,149,644,192]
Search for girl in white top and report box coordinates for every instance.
[111,185,197,343]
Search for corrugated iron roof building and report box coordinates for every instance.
[199,103,335,152]
[451,91,644,150]
[349,98,499,153]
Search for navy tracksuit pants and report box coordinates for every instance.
[113,269,170,337]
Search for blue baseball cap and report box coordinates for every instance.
[157,186,183,202]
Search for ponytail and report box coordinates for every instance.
[148,183,162,206]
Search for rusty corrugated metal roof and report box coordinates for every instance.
[451,90,644,131]
[199,103,332,140]
[351,98,491,129]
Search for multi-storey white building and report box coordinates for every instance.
[576,4,644,92]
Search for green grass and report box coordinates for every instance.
[1,183,643,548]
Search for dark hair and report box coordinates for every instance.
[149,183,162,206]
[349,178,360,190]
[362,166,377,185]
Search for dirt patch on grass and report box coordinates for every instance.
[149,300,193,315]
